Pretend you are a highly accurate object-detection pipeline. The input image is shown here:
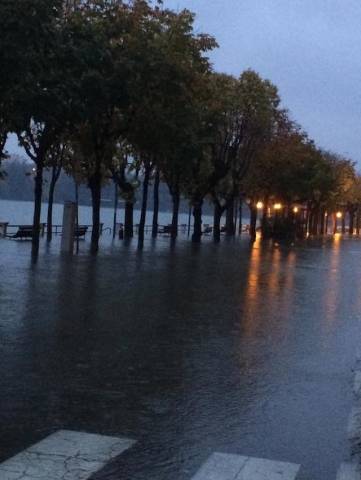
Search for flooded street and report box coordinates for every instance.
[0,235,360,479]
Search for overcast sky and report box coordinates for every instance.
[8,0,361,164]
[165,0,361,164]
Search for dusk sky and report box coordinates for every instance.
[7,0,361,165]
[165,0,361,165]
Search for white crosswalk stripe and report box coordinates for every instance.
[0,430,135,480]
[191,452,300,480]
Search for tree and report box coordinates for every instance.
[1,0,68,257]
[185,70,280,243]
[124,5,217,246]
[45,142,71,242]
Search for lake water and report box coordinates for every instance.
[0,200,360,479]
[0,199,216,231]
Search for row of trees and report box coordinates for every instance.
[0,0,359,257]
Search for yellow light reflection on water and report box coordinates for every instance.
[321,234,342,334]
[241,239,296,339]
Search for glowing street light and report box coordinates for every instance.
[293,206,299,214]
[336,211,343,219]
[256,201,264,210]
[274,203,282,211]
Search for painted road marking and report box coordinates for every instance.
[336,462,360,480]
[191,452,300,480]
[0,430,135,480]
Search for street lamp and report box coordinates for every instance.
[293,206,299,214]
[256,201,264,210]
[274,203,282,211]
[336,211,343,219]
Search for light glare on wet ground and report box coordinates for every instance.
[0,233,360,480]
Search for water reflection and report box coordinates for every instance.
[321,234,342,333]
[0,237,360,480]
[242,239,297,339]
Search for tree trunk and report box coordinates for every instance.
[238,200,243,235]
[249,205,258,240]
[187,205,192,237]
[113,182,118,239]
[89,169,102,254]
[333,214,338,234]
[342,213,346,234]
[305,207,311,235]
[261,202,268,237]
[233,197,238,234]
[32,158,44,259]
[349,210,355,235]
[311,208,318,235]
[225,198,235,236]
[325,213,330,235]
[319,210,324,235]
[192,199,203,243]
[213,203,222,243]
[75,181,79,254]
[138,163,151,249]
[356,209,361,235]
[152,168,160,238]
[171,189,180,240]
[124,201,134,239]
[46,169,58,243]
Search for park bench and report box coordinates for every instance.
[9,223,46,240]
[11,225,35,239]
[159,225,172,235]
[74,225,88,238]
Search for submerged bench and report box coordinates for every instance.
[10,224,46,239]
[74,225,88,238]
[11,225,36,239]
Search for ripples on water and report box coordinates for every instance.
[0,228,361,480]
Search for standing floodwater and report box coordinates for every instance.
[0,235,360,479]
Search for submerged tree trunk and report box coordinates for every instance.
[310,208,319,235]
[89,168,102,254]
[46,169,58,242]
[233,197,239,234]
[213,203,222,243]
[249,205,258,241]
[341,213,346,234]
[325,213,330,235]
[333,213,338,234]
[192,198,203,243]
[75,181,79,254]
[124,201,134,239]
[32,158,44,259]
[171,189,180,240]
[225,198,235,236]
[349,210,355,235]
[152,168,160,238]
[238,200,243,235]
[138,162,151,249]
[113,182,118,239]
[261,202,269,237]
[356,209,361,235]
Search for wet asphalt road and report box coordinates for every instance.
[0,235,360,479]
